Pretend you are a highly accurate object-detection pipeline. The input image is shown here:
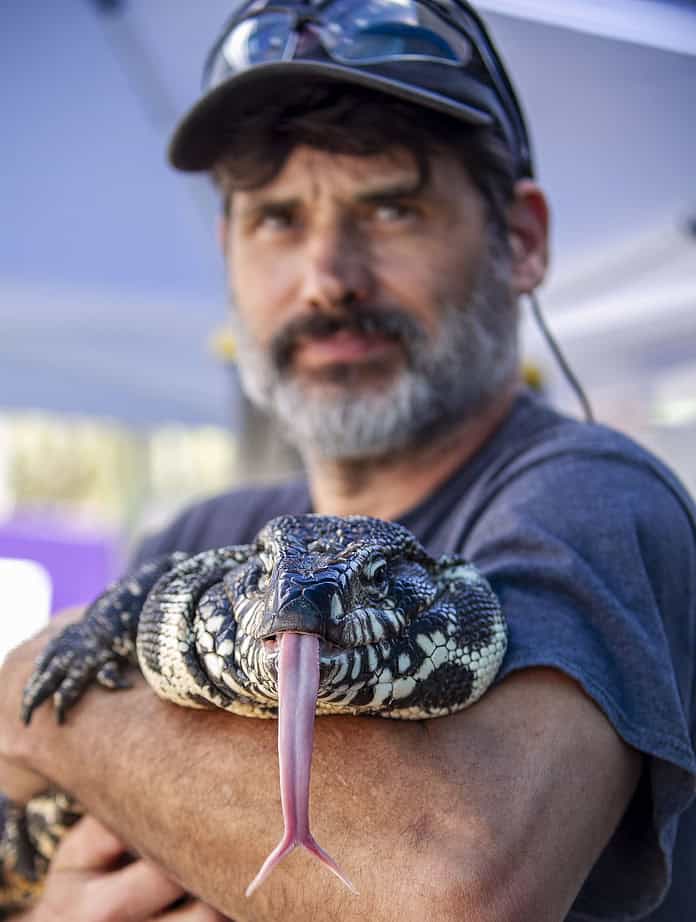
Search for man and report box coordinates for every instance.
[1,2,694,920]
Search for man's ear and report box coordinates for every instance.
[506,180,550,294]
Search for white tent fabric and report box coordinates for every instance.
[478,0,696,55]
[1,1,695,426]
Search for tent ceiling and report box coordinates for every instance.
[1,1,694,425]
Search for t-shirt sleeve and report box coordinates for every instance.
[463,452,696,921]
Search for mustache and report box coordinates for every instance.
[269,307,428,372]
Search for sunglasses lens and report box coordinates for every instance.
[209,1,475,88]
[212,11,294,84]
[323,0,472,65]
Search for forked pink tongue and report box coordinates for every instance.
[245,631,357,898]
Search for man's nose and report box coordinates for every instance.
[300,223,373,312]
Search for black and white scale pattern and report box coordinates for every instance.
[1,514,507,913]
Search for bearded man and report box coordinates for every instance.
[1,3,694,921]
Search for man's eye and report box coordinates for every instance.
[373,202,415,224]
[259,208,295,230]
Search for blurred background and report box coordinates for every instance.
[1,0,695,616]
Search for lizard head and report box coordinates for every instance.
[220,514,447,712]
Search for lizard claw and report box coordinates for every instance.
[20,552,185,725]
[21,624,129,725]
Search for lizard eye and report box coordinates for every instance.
[363,556,388,593]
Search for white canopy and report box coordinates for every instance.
[1,0,694,426]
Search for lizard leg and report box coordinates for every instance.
[21,552,189,724]
[0,790,82,914]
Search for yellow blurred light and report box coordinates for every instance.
[210,326,237,364]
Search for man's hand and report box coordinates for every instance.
[0,611,83,803]
[16,814,227,921]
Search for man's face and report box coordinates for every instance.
[223,144,518,459]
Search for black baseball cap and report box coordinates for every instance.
[168,0,534,177]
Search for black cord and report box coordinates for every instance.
[528,291,595,423]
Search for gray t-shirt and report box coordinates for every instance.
[133,390,696,921]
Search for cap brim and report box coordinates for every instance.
[168,60,494,172]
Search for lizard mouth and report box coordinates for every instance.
[262,634,346,658]
[262,635,279,655]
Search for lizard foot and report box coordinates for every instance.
[21,623,131,725]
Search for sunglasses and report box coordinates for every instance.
[203,0,531,173]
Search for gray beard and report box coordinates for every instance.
[230,234,518,461]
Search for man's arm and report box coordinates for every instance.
[0,615,640,922]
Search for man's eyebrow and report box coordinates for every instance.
[236,196,302,218]
[354,179,424,203]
